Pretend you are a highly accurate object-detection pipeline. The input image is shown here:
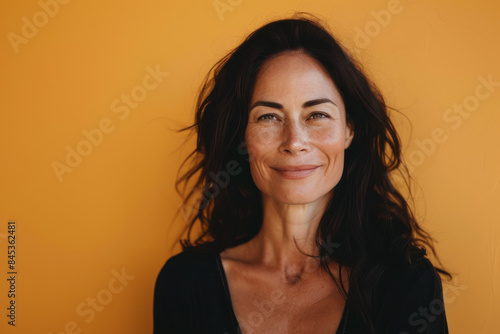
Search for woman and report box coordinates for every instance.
[154,14,451,334]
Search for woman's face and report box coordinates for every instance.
[245,51,354,205]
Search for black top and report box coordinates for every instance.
[153,249,448,334]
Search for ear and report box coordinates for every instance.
[344,120,354,149]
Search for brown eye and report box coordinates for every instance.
[309,112,330,120]
[257,113,279,121]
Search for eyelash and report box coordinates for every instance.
[257,114,276,121]
[309,112,330,120]
[257,112,331,121]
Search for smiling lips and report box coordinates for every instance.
[272,165,321,179]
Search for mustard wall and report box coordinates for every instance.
[1,0,499,333]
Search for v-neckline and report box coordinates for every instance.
[215,251,350,334]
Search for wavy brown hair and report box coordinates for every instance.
[173,13,451,332]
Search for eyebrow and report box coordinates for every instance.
[249,98,337,111]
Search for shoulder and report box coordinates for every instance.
[153,249,222,332]
[159,249,218,271]
[155,249,219,288]
[373,257,448,333]
[381,257,442,294]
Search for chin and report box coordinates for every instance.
[268,189,332,206]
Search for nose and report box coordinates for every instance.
[279,121,309,155]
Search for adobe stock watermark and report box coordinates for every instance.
[178,141,247,223]
[213,0,243,21]
[442,276,467,304]
[48,267,135,334]
[236,288,286,334]
[7,0,73,54]
[399,276,467,334]
[227,235,340,334]
[51,64,169,182]
[352,0,413,54]
[405,74,499,172]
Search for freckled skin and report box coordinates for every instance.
[245,51,354,206]
[219,52,354,333]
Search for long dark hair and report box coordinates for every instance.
[174,13,451,332]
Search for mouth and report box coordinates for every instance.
[271,165,321,179]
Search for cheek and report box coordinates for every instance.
[245,128,277,160]
[310,123,344,142]
[311,126,347,173]
[309,125,346,155]
[325,143,347,181]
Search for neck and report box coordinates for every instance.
[246,194,331,281]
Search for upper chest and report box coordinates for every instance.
[220,257,348,334]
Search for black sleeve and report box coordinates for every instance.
[378,259,449,333]
[153,256,193,334]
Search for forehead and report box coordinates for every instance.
[251,51,343,105]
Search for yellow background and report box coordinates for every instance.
[1,0,499,333]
